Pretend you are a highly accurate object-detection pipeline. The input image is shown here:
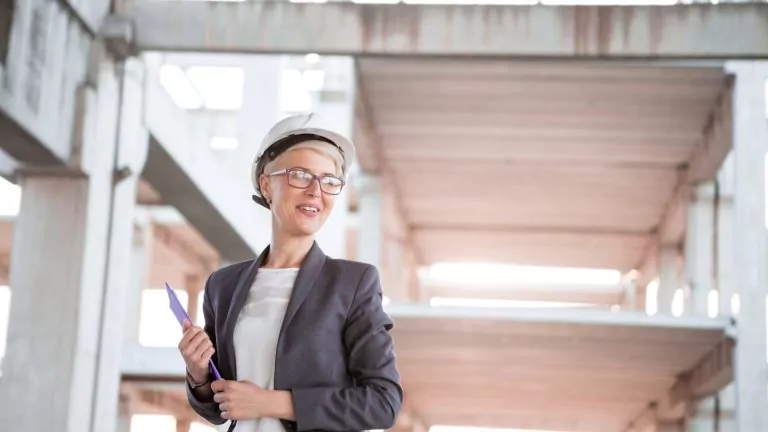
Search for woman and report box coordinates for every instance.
[178,113,403,432]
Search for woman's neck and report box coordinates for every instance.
[263,230,314,269]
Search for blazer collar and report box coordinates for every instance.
[280,241,326,338]
[223,241,326,376]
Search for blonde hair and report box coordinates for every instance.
[264,140,344,178]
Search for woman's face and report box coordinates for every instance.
[260,145,340,238]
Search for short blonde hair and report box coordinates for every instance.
[264,140,344,178]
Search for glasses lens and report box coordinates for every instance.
[287,169,313,188]
[320,176,344,195]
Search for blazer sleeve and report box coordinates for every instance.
[185,274,227,426]
[290,265,404,431]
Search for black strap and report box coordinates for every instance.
[252,194,270,209]
[226,420,238,432]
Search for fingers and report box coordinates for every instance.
[178,324,202,349]
[211,379,227,393]
[179,327,212,358]
[187,331,213,359]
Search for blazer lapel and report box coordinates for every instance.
[222,246,269,378]
[279,241,326,339]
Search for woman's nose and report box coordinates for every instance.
[305,179,322,197]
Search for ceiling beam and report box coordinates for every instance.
[634,76,733,289]
[626,337,735,431]
[354,62,424,268]
[115,2,768,59]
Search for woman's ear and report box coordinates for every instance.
[259,174,271,202]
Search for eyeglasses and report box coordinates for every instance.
[267,168,345,195]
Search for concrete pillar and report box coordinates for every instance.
[357,174,383,273]
[311,56,355,259]
[725,60,768,432]
[0,55,148,431]
[92,57,150,432]
[0,59,117,430]
[657,245,680,315]
[684,182,716,317]
[124,213,154,346]
[716,152,735,317]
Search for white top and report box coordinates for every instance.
[219,268,298,432]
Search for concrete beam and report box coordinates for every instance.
[0,0,93,165]
[627,337,735,431]
[0,149,17,183]
[117,2,768,58]
[634,75,732,296]
[354,66,422,299]
[141,54,267,262]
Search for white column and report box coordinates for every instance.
[725,60,768,432]
[356,174,383,272]
[685,182,716,317]
[92,57,150,432]
[311,56,356,259]
[657,245,680,315]
[0,59,120,431]
[123,213,153,347]
[716,152,736,317]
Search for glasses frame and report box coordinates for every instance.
[267,167,346,195]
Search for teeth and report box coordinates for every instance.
[300,206,318,213]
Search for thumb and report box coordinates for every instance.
[182,319,192,331]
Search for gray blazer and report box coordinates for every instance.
[186,241,403,432]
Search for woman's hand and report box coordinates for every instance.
[178,319,215,383]
[211,381,296,421]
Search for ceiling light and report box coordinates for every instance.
[186,66,245,111]
[304,53,321,64]
[425,262,621,286]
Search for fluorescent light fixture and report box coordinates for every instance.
[645,279,659,316]
[159,64,203,110]
[424,262,621,286]
[209,136,239,150]
[429,297,596,309]
[303,69,326,92]
[186,66,244,111]
[304,53,321,65]
[353,0,400,3]
[732,293,740,317]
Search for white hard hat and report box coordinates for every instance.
[250,113,356,209]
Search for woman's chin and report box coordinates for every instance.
[291,219,323,237]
